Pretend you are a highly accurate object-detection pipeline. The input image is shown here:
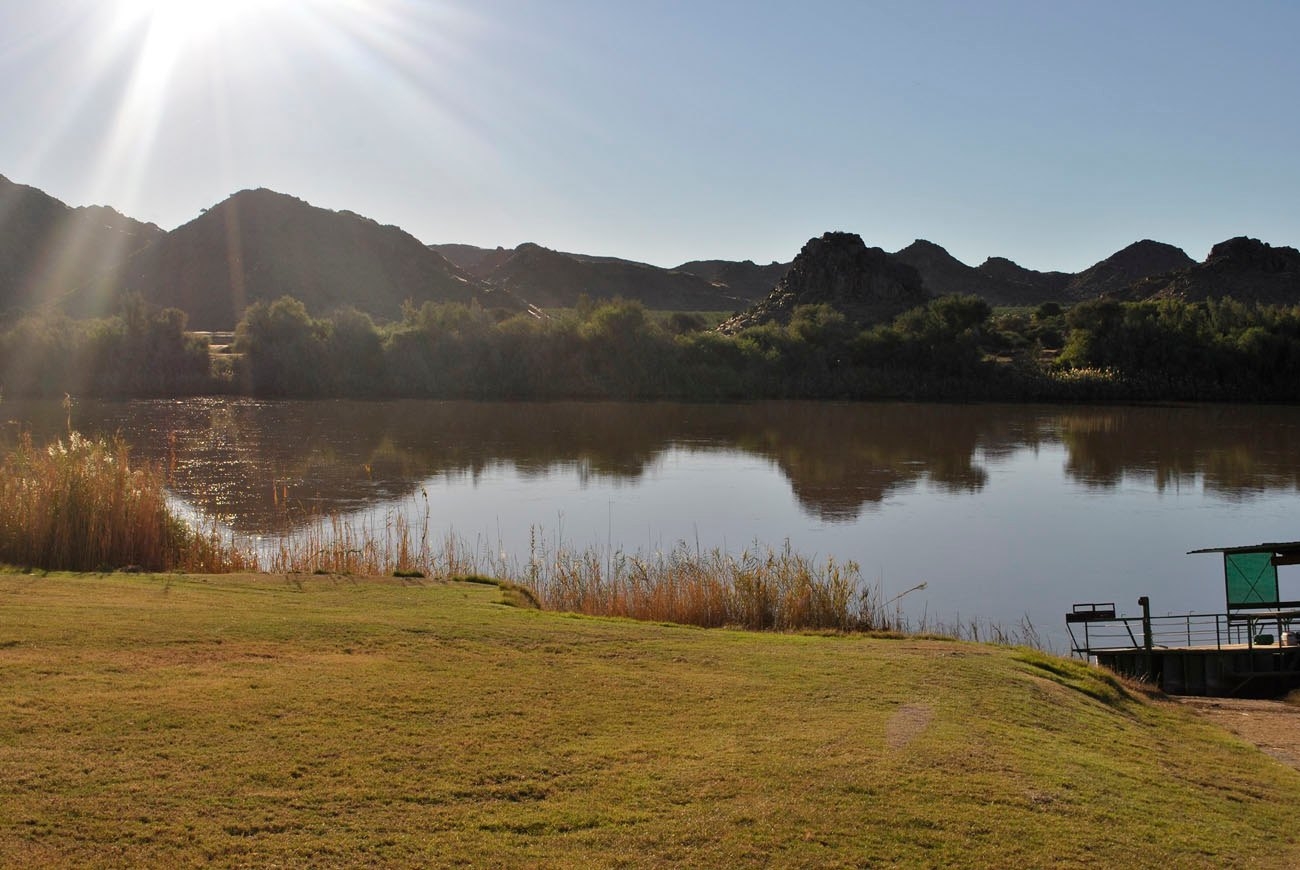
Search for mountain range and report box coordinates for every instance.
[0,173,1296,331]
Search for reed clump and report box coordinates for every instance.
[0,431,255,573]
[521,540,898,632]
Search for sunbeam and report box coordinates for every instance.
[4,0,485,314]
[78,0,477,221]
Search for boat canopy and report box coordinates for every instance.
[1189,542,1300,609]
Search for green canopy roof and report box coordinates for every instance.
[1189,542,1300,608]
[1189,541,1300,565]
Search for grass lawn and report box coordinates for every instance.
[1,573,1298,867]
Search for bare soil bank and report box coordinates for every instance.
[1180,697,1300,771]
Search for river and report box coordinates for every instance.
[6,398,1299,650]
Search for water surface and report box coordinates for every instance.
[8,398,1300,649]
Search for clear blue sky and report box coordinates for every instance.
[1,0,1297,271]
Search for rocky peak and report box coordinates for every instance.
[1066,240,1193,300]
[718,232,927,333]
[1205,237,1300,272]
[894,239,982,292]
[896,239,952,259]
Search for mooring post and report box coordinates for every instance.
[1139,596,1152,653]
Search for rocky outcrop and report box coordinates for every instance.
[1066,240,1194,300]
[718,232,928,333]
[1122,237,1300,305]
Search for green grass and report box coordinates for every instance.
[2,574,1298,867]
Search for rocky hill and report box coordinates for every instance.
[71,189,520,329]
[975,256,1072,301]
[429,243,514,279]
[719,232,928,333]
[894,238,1190,307]
[673,259,789,305]
[1065,239,1194,300]
[893,240,1052,307]
[435,243,784,309]
[1122,237,1300,305]
[0,174,162,318]
[471,242,747,311]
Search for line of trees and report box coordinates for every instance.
[0,293,212,398]
[3,292,1300,401]
[232,294,995,400]
[1053,297,1300,398]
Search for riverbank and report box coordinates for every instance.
[2,572,1297,867]
[1179,697,1300,771]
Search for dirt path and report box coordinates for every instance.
[1178,697,1300,771]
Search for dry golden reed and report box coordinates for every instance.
[0,431,255,573]
[519,539,893,632]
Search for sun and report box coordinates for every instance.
[117,0,281,46]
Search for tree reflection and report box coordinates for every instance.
[2,399,1297,531]
[1059,405,1300,497]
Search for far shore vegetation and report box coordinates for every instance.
[4,291,1300,402]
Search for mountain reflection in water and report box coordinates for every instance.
[2,399,1298,532]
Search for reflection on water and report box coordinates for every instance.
[5,397,1300,646]
[2,399,1299,530]
[1057,406,1300,498]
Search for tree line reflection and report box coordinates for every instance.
[4,399,1298,531]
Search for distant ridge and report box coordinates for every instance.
[435,243,785,309]
[891,239,1040,306]
[0,174,162,318]
[1121,237,1300,305]
[429,243,514,278]
[3,173,1300,326]
[894,239,1185,307]
[72,188,520,329]
[975,256,1073,302]
[673,259,789,303]
[449,242,748,311]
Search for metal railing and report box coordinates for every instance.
[1067,607,1295,657]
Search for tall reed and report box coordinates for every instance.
[0,431,256,573]
[519,538,898,632]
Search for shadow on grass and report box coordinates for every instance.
[1012,648,1155,710]
[453,575,541,610]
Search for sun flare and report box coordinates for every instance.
[117,0,279,45]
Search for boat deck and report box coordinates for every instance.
[1068,599,1300,697]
